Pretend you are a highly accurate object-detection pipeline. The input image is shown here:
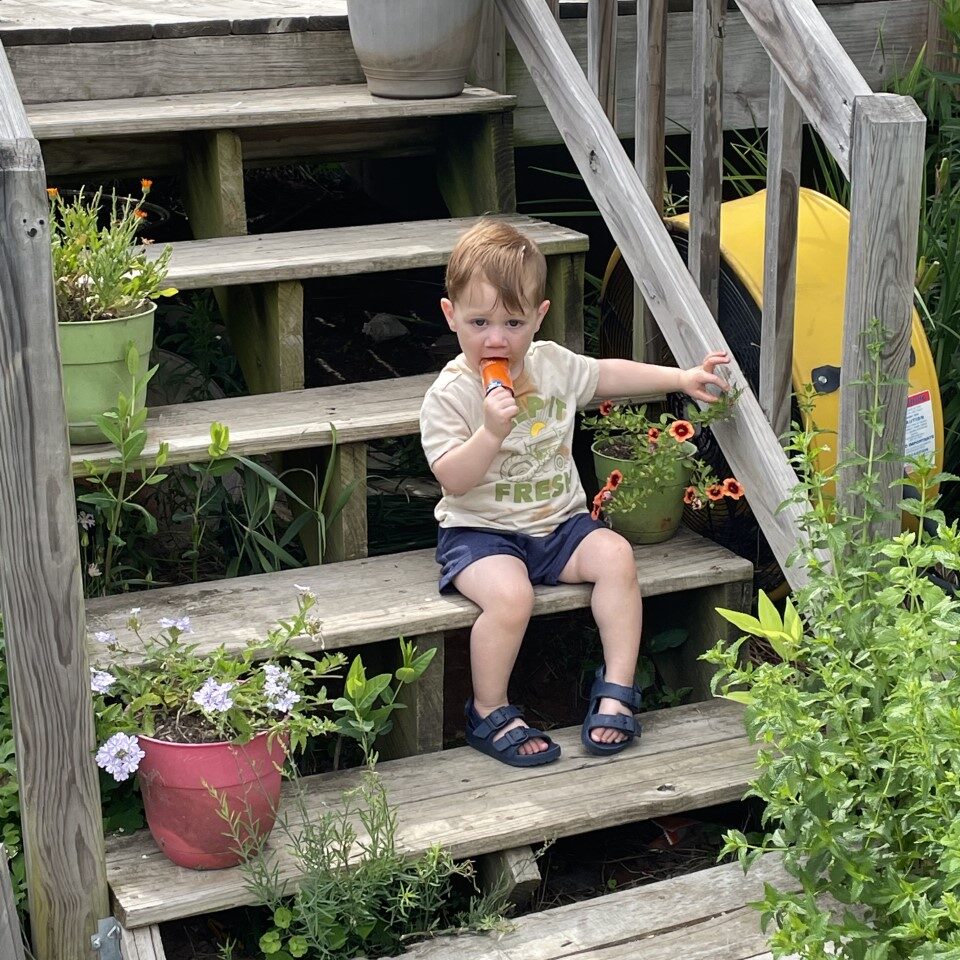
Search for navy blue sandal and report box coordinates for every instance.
[580,665,642,756]
[465,700,561,767]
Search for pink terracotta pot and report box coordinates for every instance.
[137,730,287,870]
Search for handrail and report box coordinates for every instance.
[0,44,30,139]
[734,0,871,177]
[497,0,815,591]
[0,39,109,960]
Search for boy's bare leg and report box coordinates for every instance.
[559,528,642,745]
[454,554,548,756]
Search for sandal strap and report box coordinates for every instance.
[468,703,523,740]
[584,712,638,735]
[593,678,641,711]
[493,725,552,753]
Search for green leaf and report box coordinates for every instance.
[646,628,688,653]
[395,666,417,683]
[259,930,282,954]
[273,906,293,930]
[287,936,308,958]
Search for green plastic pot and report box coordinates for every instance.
[58,301,156,445]
[592,439,697,544]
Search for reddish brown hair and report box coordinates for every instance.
[445,219,547,313]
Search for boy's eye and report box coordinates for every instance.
[507,319,523,328]
[470,318,487,327]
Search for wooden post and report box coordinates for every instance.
[470,2,507,92]
[587,0,617,126]
[497,0,815,590]
[322,441,368,563]
[437,112,517,217]
[478,846,541,905]
[0,845,26,960]
[838,94,925,536]
[634,0,670,365]
[925,0,953,73]
[541,251,585,353]
[689,0,724,320]
[760,66,802,440]
[0,48,109,960]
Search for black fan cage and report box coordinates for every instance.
[599,227,799,599]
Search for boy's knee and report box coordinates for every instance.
[604,535,639,580]
[485,575,535,619]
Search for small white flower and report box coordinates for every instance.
[129,607,141,616]
[77,512,95,531]
[87,563,101,577]
[90,668,116,694]
[93,631,117,645]
[158,616,192,634]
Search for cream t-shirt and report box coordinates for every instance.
[420,340,601,535]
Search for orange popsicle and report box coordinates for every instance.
[480,358,513,396]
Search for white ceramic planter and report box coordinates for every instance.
[347,0,485,99]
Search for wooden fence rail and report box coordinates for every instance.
[0,41,108,960]
[497,0,814,590]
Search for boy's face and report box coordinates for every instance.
[440,277,549,378]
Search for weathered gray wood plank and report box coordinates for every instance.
[28,85,515,140]
[0,132,108,959]
[0,47,30,139]
[760,67,802,440]
[120,923,167,960]
[477,846,541,906]
[0,845,25,960]
[734,0,872,176]
[141,214,587,290]
[838,94,924,535]
[588,0,617,125]
[105,698,755,927]
[85,529,753,667]
[633,0,669,364]
[508,2,924,147]
[499,0,815,590]
[405,856,793,959]
[688,0,724,319]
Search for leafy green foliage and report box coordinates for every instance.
[236,770,508,960]
[49,182,176,323]
[703,349,960,957]
[0,615,24,906]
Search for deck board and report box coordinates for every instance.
[28,85,515,140]
[84,528,755,666]
[105,698,756,928]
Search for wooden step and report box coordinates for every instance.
[401,855,792,960]
[148,215,587,291]
[28,85,514,140]
[105,698,756,929]
[70,372,435,477]
[85,528,754,667]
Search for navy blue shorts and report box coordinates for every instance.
[436,512,605,594]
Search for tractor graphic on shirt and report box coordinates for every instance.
[500,423,567,481]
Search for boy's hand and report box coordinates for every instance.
[678,350,731,403]
[483,387,519,440]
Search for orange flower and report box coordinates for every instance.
[608,469,623,490]
[683,486,697,505]
[722,478,744,500]
[598,400,613,416]
[46,187,58,198]
[134,209,148,219]
[140,178,153,191]
[706,483,724,502]
[647,427,660,443]
[668,420,694,442]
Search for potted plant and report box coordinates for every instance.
[584,396,743,544]
[346,0,485,99]
[49,181,176,444]
[90,590,435,870]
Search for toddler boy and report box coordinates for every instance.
[419,220,729,766]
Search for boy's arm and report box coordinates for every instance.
[429,386,518,496]
[595,351,730,403]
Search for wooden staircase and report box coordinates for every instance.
[3,4,765,957]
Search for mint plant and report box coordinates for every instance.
[704,351,960,957]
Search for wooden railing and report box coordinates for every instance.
[0,41,107,960]
[498,0,925,559]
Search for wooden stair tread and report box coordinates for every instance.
[106,698,756,928]
[85,529,754,666]
[28,84,514,139]
[70,372,436,477]
[148,214,589,290]
[402,855,792,959]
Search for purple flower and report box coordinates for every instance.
[158,616,192,634]
[192,678,235,713]
[268,689,301,714]
[93,631,117,645]
[95,733,145,782]
[263,665,291,696]
[90,668,116,694]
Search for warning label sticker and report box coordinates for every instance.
[904,389,937,462]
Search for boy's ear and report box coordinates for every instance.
[534,299,550,332]
[440,297,456,331]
